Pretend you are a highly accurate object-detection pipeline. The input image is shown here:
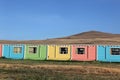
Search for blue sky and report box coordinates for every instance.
[0,0,120,40]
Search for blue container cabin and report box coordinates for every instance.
[2,44,25,59]
[97,45,120,62]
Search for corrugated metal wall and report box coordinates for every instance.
[71,45,96,61]
[24,45,47,60]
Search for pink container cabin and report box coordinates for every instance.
[0,44,2,57]
[71,45,96,61]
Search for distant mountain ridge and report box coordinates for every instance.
[59,31,120,39]
[0,31,120,44]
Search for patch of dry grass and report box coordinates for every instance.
[0,59,120,80]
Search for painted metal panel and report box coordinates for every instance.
[97,45,106,61]
[39,45,47,60]
[106,46,120,62]
[47,45,71,60]
[72,45,87,61]
[0,45,2,57]
[47,45,56,60]
[88,45,96,61]
[10,44,24,59]
[55,45,71,60]
[2,45,10,58]
[24,45,47,60]
[24,45,40,60]
[97,45,120,62]
[71,45,96,61]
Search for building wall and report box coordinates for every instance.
[47,45,56,60]
[39,45,47,60]
[24,45,40,60]
[47,45,71,60]
[24,45,47,60]
[0,45,2,57]
[88,45,96,60]
[97,45,120,62]
[2,45,10,58]
[10,44,24,59]
[55,45,71,60]
[97,45,106,61]
[1,44,120,62]
[106,46,120,62]
[71,45,96,61]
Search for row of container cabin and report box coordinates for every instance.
[0,44,120,62]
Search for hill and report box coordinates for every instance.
[0,31,120,44]
[60,31,120,39]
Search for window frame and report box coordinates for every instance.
[76,48,85,54]
[111,48,120,55]
[28,47,37,54]
[59,47,68,54]
[13,47,22,54]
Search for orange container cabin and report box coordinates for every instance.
[71,45,96,61]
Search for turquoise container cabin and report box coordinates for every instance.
[97,45,120,62]
[2,44,25,59]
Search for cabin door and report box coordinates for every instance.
[48,46,56,60]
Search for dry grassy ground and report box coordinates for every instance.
[0,59,120,80]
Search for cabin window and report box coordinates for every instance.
[76,48,85,54]
[29,47,37,54]
[111,48,120,55]
[60,47,68,54]
[14,47,22,53]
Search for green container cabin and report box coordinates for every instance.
[24,45,47,60]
